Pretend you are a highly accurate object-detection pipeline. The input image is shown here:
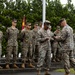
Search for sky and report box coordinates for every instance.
[60,0,75,5]
[12,0,75,6]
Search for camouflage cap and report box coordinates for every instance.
[44,20,51,27]
[26,22,31,26]
[44,20,51,24]
[34,22,38,26]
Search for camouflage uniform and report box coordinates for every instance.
[32,28,39,61]
[37,28,51,70]
[0,31,3,69]
[56,25,75,74]
[0,31,3,58]
[52,28,61,62]
[21,29,33,63]
[6,27,19,64]
[73,33,75,56]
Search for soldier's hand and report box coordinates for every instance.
[45,37,49,40]
[55,36,60,39]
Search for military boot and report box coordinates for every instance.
[0,66,3,69]
[21,63,25,69]
[37,70,41,75]
[29,63,35,68]
[44,70,51,75]
[6,64,10,69]
[13,64,19,68]
[52,58,56,62]
[65,74,70,75]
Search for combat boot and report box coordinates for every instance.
[52,59,56,62]
[65,74,70,75]
[0,66,3,69]
[37,70,41,75]
[44,70,51,75]
[29,63,35,68]
[13,64,19,68]
[6,64,10,69]
[21,63,25,69]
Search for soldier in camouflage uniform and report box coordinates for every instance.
[52,26,61,62]
[48,25,54,61]
[32,22,39,62]
[55,18,75,75]
[0,31,3,69]
[5,19,19,69]
[73,33,75,57]
[37,20,51,75]
[20,23,35,68]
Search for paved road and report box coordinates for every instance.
[0,71,74,75]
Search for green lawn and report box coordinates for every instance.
[55,68,75,74]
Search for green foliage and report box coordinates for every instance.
[55,68,75,74]
[0,0,75,55]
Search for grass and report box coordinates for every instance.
[55,68,75,74]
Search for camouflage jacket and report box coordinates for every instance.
[38,28,51,49]
[20,29,32,47]
[0,31,3,43]
[6,27,19,46]
[32,29,39,45]
[58,25,74,51]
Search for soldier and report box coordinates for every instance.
[52,26,61,62]
[48,25,54,61]
[38,21,42,30]
[73,33,75,57]
[21,22,35,69]
[55,18,75,75]
[37,20,51,75]
[32,22,39,62]
[5,19,19,69]
[0,31,3,69]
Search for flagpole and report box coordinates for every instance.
[42,0,46,27]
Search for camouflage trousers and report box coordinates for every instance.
[32,45,39,61]
[0,44,2,58]
[62,50,75,74]
[6,46,18,64]
[21,45,32,63]
[37,47,51,70]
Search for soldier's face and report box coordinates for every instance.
[27,25,31,29]
[34,25,38,29]
[60,20,66,27]
[12,21,17,26]
[44,24,48,30]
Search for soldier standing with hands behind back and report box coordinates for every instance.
[5,19,19,69]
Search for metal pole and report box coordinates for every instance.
[42,0,46,27]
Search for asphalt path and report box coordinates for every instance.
[0,71,74,75]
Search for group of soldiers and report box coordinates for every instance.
[0,18,75,75]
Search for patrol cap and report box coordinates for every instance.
[12,19,17,23]
[26,22,31,26]
[44,20,51,24]
[59,18,65,25]
[34,22,38,26]
[44,20,51,27]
